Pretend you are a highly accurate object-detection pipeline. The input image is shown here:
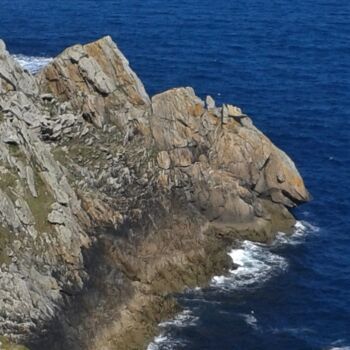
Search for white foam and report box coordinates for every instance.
[147,334,171,350]
[274,220,320,246]
[147,309,197,350]
[211,220,320,290]
[13,54,52,74]
[327,340,350,350]
[147,220,320,348]
[159,309,198,328]
[211,240,288,290]
[240,311,258,329]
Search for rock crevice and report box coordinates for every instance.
[0,37,309,350]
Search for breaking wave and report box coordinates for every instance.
[211,221,319,290]
[13,54,52,74]
[327,340,350,350]
[274,220,320,246]
[147,309,198,350]
[211,240,288,290]
[147,220,320,349]
[240,312,259,330]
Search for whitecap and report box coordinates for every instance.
[211,240,288,290]
[211,220,320,290]
[240,311,259,330]
[13,54,52,74]
[294,220,320,234]
[148,220,321,348]
[327,340,350,350]
[147,309,197,350]
[147,334,171,350]
[159,309,198,328]
[147,332,186,350]
[274,220,320,246]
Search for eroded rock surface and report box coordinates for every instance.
[0,37,309,350]
[0,40,90,346]
[150,87,308,222]
[37,36,150,131]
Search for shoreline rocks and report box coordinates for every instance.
[0,36,309,349]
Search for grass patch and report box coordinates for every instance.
[8,145,27,163]
[0,336,29,350]
[25,171,54,234]
[0,171,18,189]
[52,147,68,164]
[0,225,12,266]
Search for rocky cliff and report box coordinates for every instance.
[0,36,309,350]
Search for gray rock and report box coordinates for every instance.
[40,93,54,102]
[0,40,39,96]
[3,130,20,145]
[15,198,35,226]
[205,95,216,109]
[157,151,171,170]
[48,210,65,225]
[0,36,309,348]
[26,166,38,198]
[0,190,21,229]
[37,36,151,131]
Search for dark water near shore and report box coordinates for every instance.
[1,0,350,349]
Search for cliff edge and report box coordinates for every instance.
[0,36,309,350]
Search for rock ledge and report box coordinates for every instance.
[0,37,309,350]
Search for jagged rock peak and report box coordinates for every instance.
[0,39,90,344]
[0,36,310,349]
[37,36,150,129]
[0,40,38,96]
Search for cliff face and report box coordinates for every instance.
[0,40,90,347]
[0,36,309,349]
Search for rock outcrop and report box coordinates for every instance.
[150,87,307,222]
[0,40,91,347]
[37,36,150,131]
[0,36,309,350]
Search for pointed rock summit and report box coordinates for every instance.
[0,36,309,349]
[37,36,150,129]
[0,39,38,95]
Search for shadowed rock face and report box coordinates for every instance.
[0,36,309,349]
[0,39,90,348]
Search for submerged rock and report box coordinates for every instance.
[0,37,309,349]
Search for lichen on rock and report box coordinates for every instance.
[0,36,309,349]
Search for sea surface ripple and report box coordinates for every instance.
[2,0,350,349]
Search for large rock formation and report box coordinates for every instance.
[0,36,309,350]
[0,40,90,348]
[37,36,150,131]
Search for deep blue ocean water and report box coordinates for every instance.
[1,1,350,349]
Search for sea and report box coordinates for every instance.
[1,0,349,349]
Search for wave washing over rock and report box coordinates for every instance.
[211,240,288,290]
[0,36,309,349]
[13,55,52,74]
[147,310,199,350]
[212,220,319,291]
[147,220,320,349]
